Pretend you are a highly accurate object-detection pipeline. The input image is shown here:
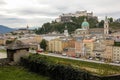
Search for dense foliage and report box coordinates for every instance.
[114,42,120,46]
[110,22,120,29]
[40,39,47,51]
[34,16,120,34]
[35,16,98,34]
[5,40,14,45]
[21,54,120,80]
[21,54,95,80]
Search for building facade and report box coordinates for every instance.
[113,46,120,61]
[56,10,97,23]
[104,46,113,61]
[83,39,94,58]
[48,38,63,53]
[75,40,83,57]
[0,38,5,45]
[104,16,109,35]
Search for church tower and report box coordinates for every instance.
[104,16,109,35]
[64,25,69,37]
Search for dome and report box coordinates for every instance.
[81,19,89,27]
[82,22,89,27]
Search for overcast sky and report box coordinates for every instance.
[0,0,120,28]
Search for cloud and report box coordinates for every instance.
[0,0,120,28]
[0,0,6,5]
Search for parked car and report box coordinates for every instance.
[37,49,43,53]
[89,57,93,60]
[113,61,120,64]
[62,53,67,56]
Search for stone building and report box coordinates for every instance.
[75,18,89,36]
[0,38,5,45]
[93,40,106,59]
[48,38,63,53]
[56,10,96,23]
[6,40,29,63]
[75,16,109,36]
[113,46,120,61]
[83,39,94,58]
[75,37,83,57]
[103,39,114,46]
[66,48,75,57]
[104,46,113,61]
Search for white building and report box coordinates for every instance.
[113,46,120,61]
[56,10,95,23]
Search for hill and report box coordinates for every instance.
[35,16,98,34]
[34,16,120,34]
[0,25,15,34]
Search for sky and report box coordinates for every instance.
[0,0,120,28]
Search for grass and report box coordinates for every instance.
[0,66,49,80]
[38,54,120,76]
[0,49,6,53]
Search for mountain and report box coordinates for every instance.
[0,25,15,34]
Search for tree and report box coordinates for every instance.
[99,20,104,28]
[34,16,98,34]
[6,40,13,45]
[108,17,113,23]
[40,39,47,51]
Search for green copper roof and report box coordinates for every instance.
[81,19,89,27]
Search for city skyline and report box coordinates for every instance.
[0,0,120,28]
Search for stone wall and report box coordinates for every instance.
[0,58,10,65]
[14,49,29,63]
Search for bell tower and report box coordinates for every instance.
[64,25,69,37]
[104,16,109,35]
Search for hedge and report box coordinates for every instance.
[20,54,120,80]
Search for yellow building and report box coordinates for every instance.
[19,35,42,44]
[83,39,94,57]
[103,39,114,46]
[104,46,113,61]
[62,40,69,50]
[48,38,62,53]
[0,39,5,45]
[34,35,42,43]
[75,40,83,57]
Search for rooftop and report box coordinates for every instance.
[6,40,29,50]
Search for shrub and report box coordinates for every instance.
[20,54,120,80]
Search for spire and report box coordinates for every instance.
[105,16,108,23]
[84,18,87,22]
[65,25,67,29]
[104,16,109,35]
[105,16,107,19]
[27,25,29,30]
[64,25,69,37]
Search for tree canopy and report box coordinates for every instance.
[40,39,47,51]
[34,16,120,34]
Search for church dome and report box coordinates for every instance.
[81,18,89,30]
[81,19,89,27]
[82,22,89,27]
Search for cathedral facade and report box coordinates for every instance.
[75,16,109,36]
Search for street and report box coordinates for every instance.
[39,53,120,67]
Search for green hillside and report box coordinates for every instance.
[34,16,120,34]
[35,16,98,34]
